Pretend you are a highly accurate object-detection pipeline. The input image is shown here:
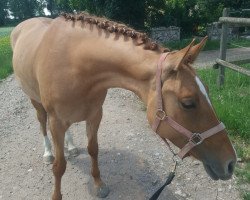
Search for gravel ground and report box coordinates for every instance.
[0,75,240,200]
[194,47,250,68]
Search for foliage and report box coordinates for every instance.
[8,0,45,20]
[83,0,146,29]
[0,0,8,26]
[1,0,250,36]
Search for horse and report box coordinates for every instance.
[11,13,237,200]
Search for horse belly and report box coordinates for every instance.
[50,89,107,123]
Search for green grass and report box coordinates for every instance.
[236,162,250,183]
[198,66,250,199]
[165,38,250,51]
[0,27,14,37]
[241,62,250,69]
[235,162,250,200]
[244,192,250,200]
[198,67,250,141]
[0,26,13,79]
[0,35,13,79]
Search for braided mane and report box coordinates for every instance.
[61,12,169,52]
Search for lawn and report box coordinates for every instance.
[0,35,13,79]
[0,27,14,37]
[198,66,249,141]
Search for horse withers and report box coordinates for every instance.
[11,13,237,200]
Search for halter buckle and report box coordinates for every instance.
[156,109,166,120]
[190,133,203,145]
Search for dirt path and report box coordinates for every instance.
[0,75,240,200]
[194,47,250,68]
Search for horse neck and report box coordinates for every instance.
[80,36,160,104]
[112,49,159,103]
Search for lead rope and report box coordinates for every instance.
[149,163,177,200]
[149,135,179,200]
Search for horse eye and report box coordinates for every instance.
[180,98,196,109]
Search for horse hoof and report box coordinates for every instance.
[43,155,54,164]
[68,147,79,157]
[95,183,110,198]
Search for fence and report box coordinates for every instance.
[215,8,250,86]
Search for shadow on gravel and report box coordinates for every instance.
[67,147,180,200]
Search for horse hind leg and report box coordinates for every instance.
[30,99,54,164]
[86,107,109,198]
[65,130,79,157]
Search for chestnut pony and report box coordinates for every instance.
[11,13,236,200]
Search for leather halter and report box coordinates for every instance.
[152,53,226,159]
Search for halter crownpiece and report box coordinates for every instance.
[151,53,226,159]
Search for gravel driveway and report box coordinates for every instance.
[0,75,240,200]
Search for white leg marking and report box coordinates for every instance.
[65,131,77,151]
[195,76,212,106]
[43,135,53,157]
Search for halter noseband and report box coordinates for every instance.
[151,53,225,159]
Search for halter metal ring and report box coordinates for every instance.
[156,109,166,120]
[190,133,203,145]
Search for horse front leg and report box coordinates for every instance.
[49,116,69,200]
[86,108,110,198]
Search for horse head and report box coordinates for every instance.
[147,37,237,180]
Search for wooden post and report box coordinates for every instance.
[217,8,229,87]
[219,17,250,25]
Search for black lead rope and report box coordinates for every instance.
[149,160,178,200]
[149,172,175,200]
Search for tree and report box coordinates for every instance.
[9,0,44,20]
[55,0,146,29]
[46,0,58,15]
[80,0,146,29]
[0,0,8,26]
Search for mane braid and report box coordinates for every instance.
[60,12,170,52]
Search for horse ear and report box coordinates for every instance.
[173,39,196,71]
[185,36,208,64]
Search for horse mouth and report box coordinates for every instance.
[203,164,219,180]
[203,164,233,181]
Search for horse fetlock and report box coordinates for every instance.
[65,132,79,157]
[43,154,54,164]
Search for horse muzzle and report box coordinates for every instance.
[203,158,236,180]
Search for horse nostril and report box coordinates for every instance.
[227,160,235,175]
